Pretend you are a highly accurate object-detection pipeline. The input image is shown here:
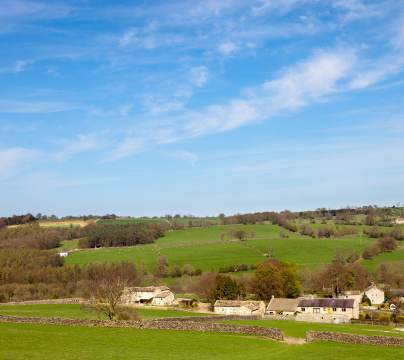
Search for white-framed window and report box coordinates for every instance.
[342,308,346,312]
[313,308,320,313]
[301,307,305,312]
[333,307,337,312]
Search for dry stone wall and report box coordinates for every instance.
[307,331,404,347]
[154,315,261,322]
[0,315,283,341]
[1,298,85,306]
[144,320,284,340]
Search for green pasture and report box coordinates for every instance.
[97,217,219,226]
[361,246,404,271]
[1,322,403,360]
[97,218,169,225]
[225,319,404,339]
[0,304,208,320]
[59,239,80,251]
[65,224,385,271]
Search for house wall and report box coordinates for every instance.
[122,291,156,304]
[296,306,356,323]
[214,306,253,316]
[365,288,384,305]
[152,293,175,306]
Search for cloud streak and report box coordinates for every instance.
[0,147,40,179]
[107,49,356,160]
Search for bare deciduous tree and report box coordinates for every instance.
[86,262,138,320]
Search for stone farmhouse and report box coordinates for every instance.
[363,283,385,305]
[266,297,299,316]
[214,300,266,316]
[296,298,359,323]
[339,283,385,306]
[121,286,175,306]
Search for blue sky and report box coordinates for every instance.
[1,0,404,216]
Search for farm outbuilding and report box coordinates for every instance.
[266,297,299,316]
[214,300,265,316]
[121,286,175,306]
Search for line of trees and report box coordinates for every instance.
[0,224,85,250]
[190,259,301,303]
[78,223,166,248]
[0,248,140,306]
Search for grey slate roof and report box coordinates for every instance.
[298,298,354,308]
[214,300,263,311]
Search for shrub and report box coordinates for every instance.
[115,306,139,321]
[364,226,383,238]
[390,226,404,241]
[362,294,371,306]
[362,244,380,259]
[317,226,335,238]
[378,236,397,252]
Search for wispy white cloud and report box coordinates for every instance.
[118,28,137,48]
[163,150,199,165]
[108,49,356,160]
[252,0,313,15]
[0,60,32,74]
[349,19,404,89]
[0,1,72,20]
[332,0,383,23]
[218,41,239,55]
[189,66,209,87]
[53,133,109,161]
[104,137,145,162]
[0,147,40,179]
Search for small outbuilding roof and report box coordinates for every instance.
[342,290,362,296]
[214,300,263,311]
[267,298,299,312]
[154,290,173,299]
[364,283,383,292]
[298,298,354,308]
[127,286,170,293]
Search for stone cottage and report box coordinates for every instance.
[363,283,384,305]
[296,298,359,323]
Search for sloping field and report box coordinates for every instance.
[1,322,403,360]
[361,246,404,271]
[65,224,381,271]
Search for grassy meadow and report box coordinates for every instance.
[225,319,404,338]
[0,304,208,320]
[1,322,403,360]
[64,223,384,272]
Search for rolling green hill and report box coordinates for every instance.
[65,224,384,271]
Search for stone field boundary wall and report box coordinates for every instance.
[1,298,85,306]
[1,315,403,347]
[0,315,283,341]
[307,331,404,347]
[154,315,262,322]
